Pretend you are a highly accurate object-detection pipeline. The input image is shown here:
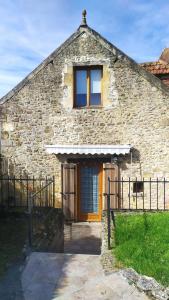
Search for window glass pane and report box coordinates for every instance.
[80,166,99,213]
[90,69,101,105]
[76,70,87,107]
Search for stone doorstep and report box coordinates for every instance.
[70,222,101,225]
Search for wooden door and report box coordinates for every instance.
[61,163,77,221]
[77,162,102,222]
[103,163,120,209]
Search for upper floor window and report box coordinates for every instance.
[74,66,102,108]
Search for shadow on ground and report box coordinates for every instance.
[21,223,102,300]
[64,222,102,254]
[0,259,24,300]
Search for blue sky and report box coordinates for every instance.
[1,0,169,98]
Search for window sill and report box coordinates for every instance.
[73,106,103,110]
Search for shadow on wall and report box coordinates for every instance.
[0,175,55,208]
[56,148,141,167]
[119,147,142,174]
[0,152,62,210]
[0,154,55,208]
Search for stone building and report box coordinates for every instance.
[1,12,169,221]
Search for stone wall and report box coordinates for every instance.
[0,25,169,207]
[32,208,64,252]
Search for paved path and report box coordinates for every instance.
[22,252,149,300]
[64,222,102,254]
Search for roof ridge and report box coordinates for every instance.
[85,26,169,95]
[140,60,168,65]
[1,24,169,104]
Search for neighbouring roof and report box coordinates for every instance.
[45,144,131,155]
[160,48,169,64]
[140,48,169,75]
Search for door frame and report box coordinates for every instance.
[77,161,103,222]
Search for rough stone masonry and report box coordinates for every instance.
[1,22,169,207]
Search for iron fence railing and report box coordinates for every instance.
[107,177,169,211]
[27,180,64,251]
[106,177,169,249]
[0,175,55,208]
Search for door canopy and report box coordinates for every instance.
[45,144,131,155]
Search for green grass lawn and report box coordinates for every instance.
[114,212,169,286]
[0,211,27,277]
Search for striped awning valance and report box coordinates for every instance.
[45,144,131,155]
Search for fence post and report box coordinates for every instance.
[28,192,33,248]
[13,175,16,206]
[1,174,3,206]
[27,175,29,208]
[111,209,116,228]
[107,176,111,250]
[7,175,10,208]
[164,177,166,210]
[53,175,55,208]
[45,176,48,206]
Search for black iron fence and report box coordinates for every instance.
[0,175,55,208]
[0,175,65,252]
[107,177,169,211]
[27,180,64,251]
[106,177,169,249]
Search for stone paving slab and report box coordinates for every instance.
[22,252,150,300]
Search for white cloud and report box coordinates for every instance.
[1,0,169,97]
[0,0,76,98]
[102,1,169,62]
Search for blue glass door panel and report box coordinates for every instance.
[80,166,99,213]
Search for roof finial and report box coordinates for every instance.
[81,9,87,26]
